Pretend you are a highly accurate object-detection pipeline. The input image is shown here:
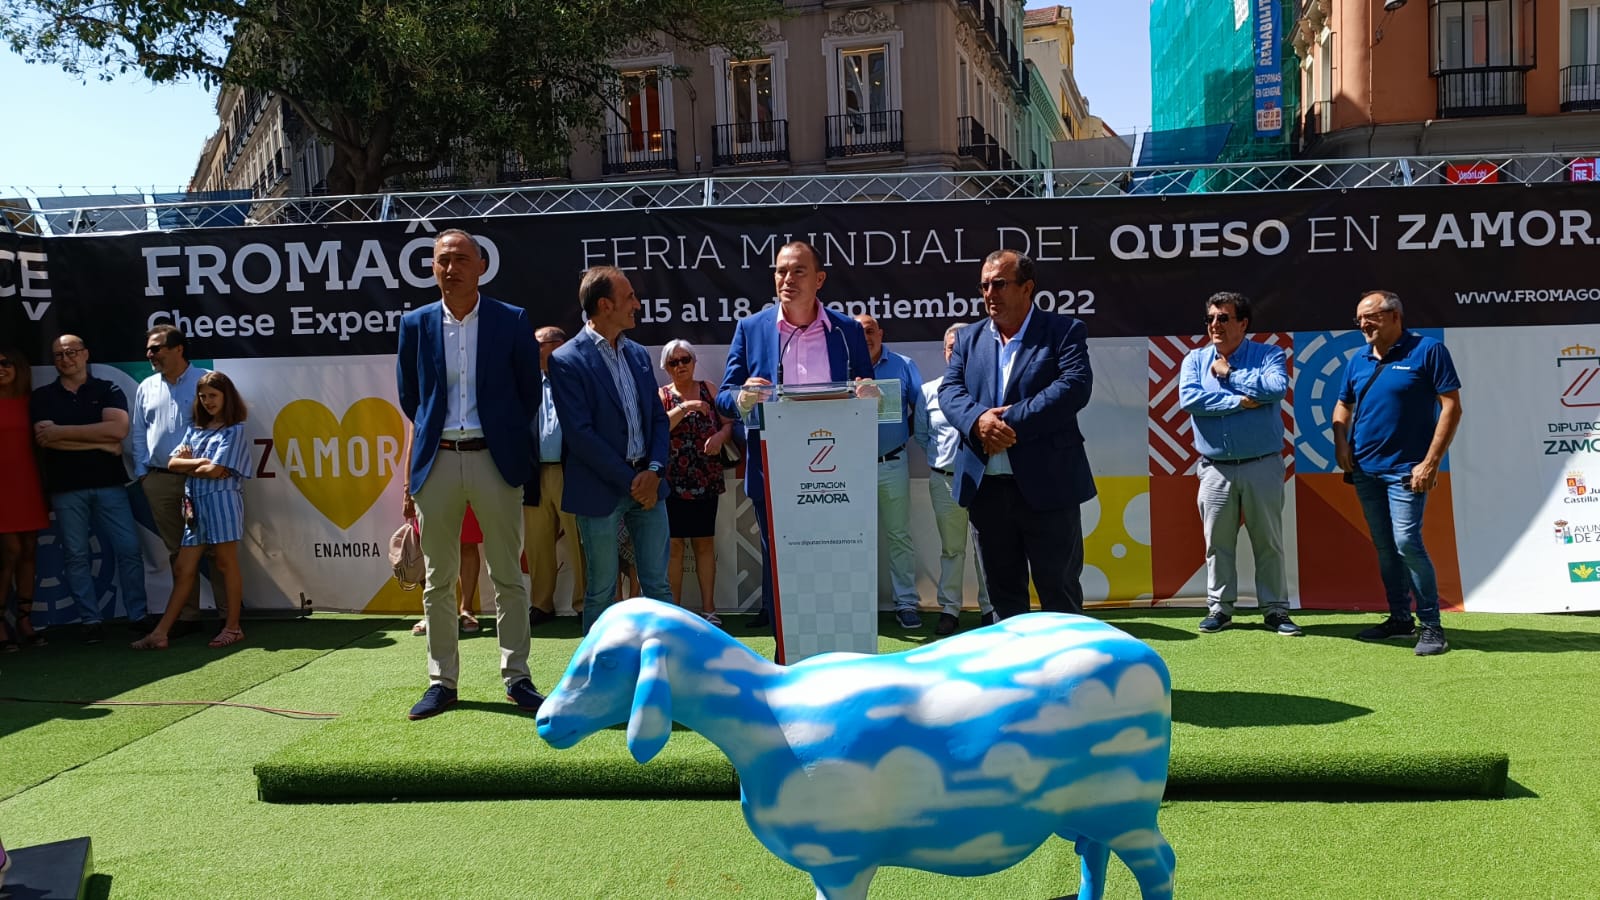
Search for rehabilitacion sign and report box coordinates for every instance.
[1253,0,1282,136]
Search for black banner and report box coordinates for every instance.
[5,183,1599,361]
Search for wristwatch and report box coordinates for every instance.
[647,462,663,474]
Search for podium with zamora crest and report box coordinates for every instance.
[756,389,880,663]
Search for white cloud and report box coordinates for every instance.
[682,668,744,698]
[957,632,1104,674]
[1010,648,1116,685]
[1001,615,1082,635]
[1110,829,1170,852]
[865,681,1035,727]
[763,667,943,710]
[628,704,669,744]
[1024,769,1166,814]
[1090,727,1167,757]
[1002,664,1170,735]
[908,832,1035,867]
[703,645,775,676]
[789,843,859,867]
[950,742,1068,793]
[904,631,1013,665]
[752,746,1013,832]
[781,719,836,745]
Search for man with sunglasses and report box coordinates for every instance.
[1179,292,1297,637]
[129,324,213,635]
[939,249,1094,618]
[31,335,148,641]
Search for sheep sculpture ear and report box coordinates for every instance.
[626,638,673,764]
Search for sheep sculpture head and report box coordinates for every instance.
[537,598,1176,900]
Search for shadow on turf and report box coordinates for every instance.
[1173,689,1371,728]
[0,618,399,732]
[1167,778,1538,802]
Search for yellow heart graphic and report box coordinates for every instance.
[273,398,405,529]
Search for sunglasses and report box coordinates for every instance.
[665,357,694,368]
[53,348,84,361]
[978,278,1016,293]
[0,359,14,369]
[1203,314,1235,324]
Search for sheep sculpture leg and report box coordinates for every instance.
[1072,829,1175,900]
[1073,836,1111,900]
[811,865,877,900]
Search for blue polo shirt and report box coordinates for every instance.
[872,348,922,458]
[1339,331,1461,475]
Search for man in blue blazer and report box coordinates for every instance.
[397,228,544,719]
[939,249,1095,617]
[549,266,673,635]
[717,241,875,629]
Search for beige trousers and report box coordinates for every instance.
[413,447,530,690]
[523,463,585,614]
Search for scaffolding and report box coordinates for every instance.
[1149,0,1301,163]
[0,152,1593,236]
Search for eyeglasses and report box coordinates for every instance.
[978,278,1016,293]
[0,359,14,369]
[1203,314,1234,324]
[52,348,84,361]
[1354,311,1394,326]
[538,339,563,346]
[144,345,168,356]
[665,357,694,368]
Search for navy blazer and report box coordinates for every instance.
[396,297,541,492]
[939,310,1095,511]
[716,304,875,502]
[548,329,671,517]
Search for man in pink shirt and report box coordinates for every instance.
[718,241,875,629]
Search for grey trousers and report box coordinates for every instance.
[1197,455,1288,615]
[414,447,530,690]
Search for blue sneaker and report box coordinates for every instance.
[506,679,546,714]
[1263,612,1304,637]
[1198,612,1233,633]
[407,684,458,720]
[895,608,923,629]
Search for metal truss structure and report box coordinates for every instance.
[2,152,1592,236]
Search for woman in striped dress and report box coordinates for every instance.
[132,372,252,650]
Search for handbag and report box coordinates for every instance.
[389,518,424,590]
[700,381,742,465]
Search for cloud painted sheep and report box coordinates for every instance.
[536,599,1175,900]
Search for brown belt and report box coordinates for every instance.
[440,438,488,452]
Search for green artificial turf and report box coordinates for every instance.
[0,617,391,800]
[256,684,1509,803]
[3,609,1599,899]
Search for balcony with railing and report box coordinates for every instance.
[957,116,1000,169]
[713,119,790,167]
[602,130,678,176]
[1435,67,1528,118]
[1562,64,1600,112]
[957,0,981,23]
[498,150,570,183]
[825,111,903,159]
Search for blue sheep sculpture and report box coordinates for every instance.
[536,599,1175,900]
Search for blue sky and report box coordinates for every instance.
[0,2,1150,195]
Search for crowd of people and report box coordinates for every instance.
[0,227,1464,717]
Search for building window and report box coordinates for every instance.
[1431,0,1535,116]
[1566,1,1600,108]
[731,59,776,143]
[958,56,969,119]
[619,69,667,152]
[840,46,888,123]
[711,39,788,167]
[1431,0,1535,72]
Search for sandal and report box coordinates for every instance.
[208,628,245,648]
[459,612,480,634]
[15,598,46,647]
[411,619,428,636]
[0,620,17,653]
[130,632,169,651]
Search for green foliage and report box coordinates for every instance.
[1,0,780,192]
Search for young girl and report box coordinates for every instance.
[132,371,252,650]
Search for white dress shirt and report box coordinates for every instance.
[441,297,484,439]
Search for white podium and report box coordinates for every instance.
[758,392,879,663]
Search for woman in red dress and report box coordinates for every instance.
[0,348,49,650]
[657,340,732,625]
